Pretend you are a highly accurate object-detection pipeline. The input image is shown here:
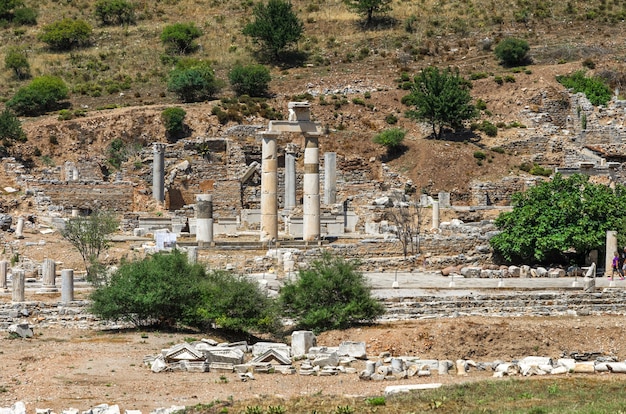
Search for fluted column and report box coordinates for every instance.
[303,134,320,241]
[152,142,166,203]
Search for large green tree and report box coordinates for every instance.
[242,0,304,60]
[344,0,393,26]
[167,58,222,102]
[403,66,478,139]
[6,75,69,116]
[490,173,626,264]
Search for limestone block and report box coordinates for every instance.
[417,370,431,377]
[548,268,566,278]
[291,331,316,357]
[508,266,521,278]
[536,267,548,277]
[480,270,491,278]
[520,356,552,366]
[151,356,167,373]
[460,267,482,278]
[456,359,468,376]
[391,358,405,373]
[384,383,442,396]
[252,342,291,358]
[557,358,576,372]
[8,323,33,338]
[338,341,367,359]
[607,362,626,373]
[205,348,245,364]
[530,268,537,277]
[439,360,453,375]
[550,366,568,375]
[520,265,531,278]
[411,359,439,371]
[312,352,339,367]
[573,362,595,373]
[583,277,596,292]
[595,363,609,372]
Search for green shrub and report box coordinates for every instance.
[161,107,186,141]
[228,63,271,97]
[530,164,552,177]
[491,146,505,154]
[167,58,222,102]
[504,75,516,83]
[556,70,611,106]
[4,46,29,79]
[0,109,26,147]
[279,253,384,333]
[473,120,497,137]
[94,0,136,26]
[473,150,486,160]
[161,22,202,54]
[373,128,406,151]
[475,99,487,111]
[38,18,92,51]
[13,7,37,25]
[91,250,278,332]
[385,113,398,124]
[352,97,365,105]
[494,76,504,85]
[470,72,488,80]
[6,75,69,116]
[494,37,530,66]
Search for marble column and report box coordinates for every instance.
[61,269,74,303]
[303,134,320,241]
[260,132,278,242]
[12,270,24,302]
[15,217,24,239]
[152,142,166,203]
[39,258,58,293]
[284,150,296,210]
[195,194,214,245]
[0,260,7,290]
[606,230,618,277]
[324,152,337,205]
[187,246,198,264]
[431,201,440,230]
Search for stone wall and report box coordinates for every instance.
[27,181,135,212]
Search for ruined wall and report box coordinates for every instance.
[469,177,541,206]
[27,181,134,212]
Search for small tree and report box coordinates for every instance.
[494,37,530,66]
[94,0,136,26]
[373,128,406,154]
[5,46,30,79]
[161,107,187,141]
[386,193,423,258]
[38,18,92,51]
[0,0,23,20]
[403,66,477,139]
[61,209,119,285]
[13,7,37,25]
[344,0,393,26]
[242,0,304,60]
[279,253,384,333]
[6,75,69,116]
[167,58,222,102]
[160,22,202,54]
[228,63,271,97]
[0,109,26,155]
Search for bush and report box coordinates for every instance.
[0,109,26,147]
[494,37,530,66]
[373,128,406,151]
[384,113,398,124]
[161,22,202,54]
[556,70,611,106]
[279,253,384,333]
[13,7,37,25]
[228,63,271,97]
[167,58,222,102]
[6,75,69,116]
[38,18,92,51]
[4,46,30,79]
[161,107,186,140]
[94,0,136,26]
[90,250,278,332]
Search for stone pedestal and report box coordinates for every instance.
[260,132,278,242]
[303,134,320,241]
[61,269,74,303]
[284,151,296,210]
[0,260,7,291]
[12,270,24,302]
[195,194,214,245]
[324,152,337,205]
[152,142,166,203]
[38,258,58,293]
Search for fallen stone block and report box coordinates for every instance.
[557,358,576,372]
[573,362,595,373]
[291,331,316,357]
[607,362,626,373]
[311,352,339,367]
[149,406,185,414]
[8,323,33,338]
[252,342,290,358]
[151,356,167,373]
[338,341,367,359]
[456,359,468,376]
[384,383,442,396]
[550,366,568,375]
[209,362,234,373]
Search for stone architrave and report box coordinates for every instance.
[38,258,58,293]
[606,230,618,277]
[303,134,320,241]
[195,194,214,245]
[259,132,279,242]
[324,152,337,205]
[152,142,166,203]
[61,269,74,303]
[0,260,7,290]
[12,269,24,302]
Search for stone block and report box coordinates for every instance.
[384,383,442,396]
[312,352,339,367]
[252,342,291,358]
[460,267,482,278]
[607,362,626,373]
[338,341,367,359]
[291,331,316,357]
[205,348,245,365]
[573,362,595,373]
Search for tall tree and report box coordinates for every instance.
[403,66,478,139]
[242,0,304,60]
[344,0,392,26]
[490,173,626,264]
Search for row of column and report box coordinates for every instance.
[0,259,74,303]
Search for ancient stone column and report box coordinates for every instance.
[284,150,296,210]
[303,134,320,241]
[187,246,198,264]
[431,200,440,230]
[324,152,337,205]
[260,132,278,242]
[39,258,58,293]
[12,270,24,302]
[15,217,24,239]
[152,142,166,203]
[195,194,214,245]
[61,269,74,303]
[606,230,618,277]
[0,260,7,290]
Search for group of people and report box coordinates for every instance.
[611,247,626,280]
